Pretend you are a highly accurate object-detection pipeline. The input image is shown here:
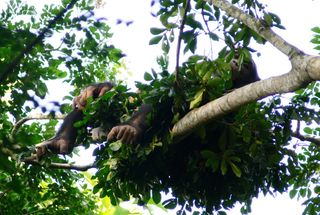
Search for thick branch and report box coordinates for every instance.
[292,131,320,147]
[209,0,302,58]
[0,0,79,83]
[172,61,315,139]
[172,1,320,140]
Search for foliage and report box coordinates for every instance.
[88,53,297,214]
[0,0,123,213]
[0,0,319,215]
[0,162,97,214]
[86,0,319,214]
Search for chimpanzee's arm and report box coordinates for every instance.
[107,104,152,144]
[36,82,113,157]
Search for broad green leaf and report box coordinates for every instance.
[201,150,220,172]
[209,32,219,41]
[186,14,203,30]
[149,35,163,45]
[190,89,205,109]
[144,72,153,81]
[109,140,122,151]
[220,159,227,175]
[303,127,313,134]
[289,189,298,199]
[36,82,48,98]
[314,45,320,50]
[263,13,273,26]
[310,38,320,44]
[229,162,242,177]
[152,190,161,204]
[161,36,170,53]
[150,27,166,35]
[107,171,115,181]
[311,26,320,34]
[299,188,306,198]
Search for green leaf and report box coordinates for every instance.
[152,190,161,204]
[186,14,203,30]
[163,198,177,209]
[289,189,297,199]
[220,159,227,175]
[299,188,306,198]
[149,35,163,45]
[229,162,242,177]
[109,140,122,151]
[310,38,320,44]
[161,35,170,54]
[311,26,320,34]
[201,150,218,160]
[201,150,220,172]
[36,82,48,98]
[144,72,153,81]
[303,127,313,134]
[189,88,204,109]
[263,13,273,26]
[209,32,219,41]
[150,27,166,35]
[189,37,197,53]
[269,12,281,25]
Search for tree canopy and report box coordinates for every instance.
[0,0,319,214]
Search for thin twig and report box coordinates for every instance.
[0,0,79,83]
[292,131,320,147]
[24,159,97,171]
[175,0,191,84]
[0,145,96,171]
[200,7,214,58]
[10,113,65,142]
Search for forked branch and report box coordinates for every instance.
[0,0,79,83]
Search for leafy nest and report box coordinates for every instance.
[82,60,295,214]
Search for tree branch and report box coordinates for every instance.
[4,113,93,171]
[175,0,191,84]
[0,145,96,171]
[172,0,320,140]
[172,55,319,140]
[292,131,320,147]
[12,113,65,134]
[9,113,65,142]
[292,121,320,147]
[24,158,97,171]
[208,0,302,58]
[0,0,79,83]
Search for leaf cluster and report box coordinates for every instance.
[0,0,123,213]
[88,54,298,214]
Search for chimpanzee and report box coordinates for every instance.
[229,51,259,88]
[36,51,259,158]
[36,82,151,157]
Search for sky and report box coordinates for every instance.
[19,0,320,214]
[94,0,320,84]
[91,0,320,215]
